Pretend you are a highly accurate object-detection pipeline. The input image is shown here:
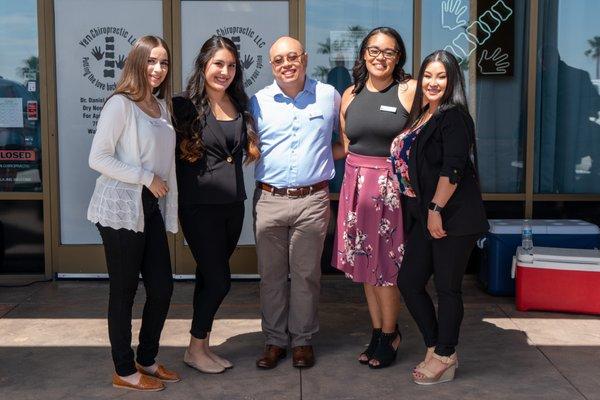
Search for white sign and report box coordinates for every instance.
[0,98,23,128]
[55,0,163,244]
[181,0,289,245]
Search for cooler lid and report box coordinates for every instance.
[488,219,600,234]
[516,246,600,272]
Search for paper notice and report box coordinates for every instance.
[0,98,24,128]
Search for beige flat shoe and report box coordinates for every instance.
[184,350,225,374]
[413,353,457,385]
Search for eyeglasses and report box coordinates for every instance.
[270,52,306,67]
[366,46,399,59]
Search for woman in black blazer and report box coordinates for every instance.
[173,36,259,374]
[390,50,488,385]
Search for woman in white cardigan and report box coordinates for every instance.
[87,35,179,392]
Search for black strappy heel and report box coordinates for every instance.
[358,328,382,365]
[368,325,401,369]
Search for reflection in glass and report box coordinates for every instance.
[422,0,525,193]
[0,0,41,192]
[536,0,600,193]
[475,0,526,193]
[306,0,413,192]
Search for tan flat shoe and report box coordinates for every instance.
[137,364,181,382]
[413,353,457,385]
[112,373,165,392]
[184,350,225,374]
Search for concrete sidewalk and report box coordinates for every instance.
[0,276,599,400]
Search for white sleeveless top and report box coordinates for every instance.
[87,94,178,233]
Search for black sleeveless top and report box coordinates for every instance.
[345,82,409,156]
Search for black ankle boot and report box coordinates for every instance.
[369,325,401,369]
[359,328,382,365]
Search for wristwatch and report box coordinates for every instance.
[428,202,444,213]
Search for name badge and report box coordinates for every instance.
[379,105,397,113]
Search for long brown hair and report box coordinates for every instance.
[179,35,260,164]
[110,35,172,114]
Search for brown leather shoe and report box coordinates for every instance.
[137,364,181,382]
[112,373,165,392]
[256,345,287,369]
[292,345,315,368]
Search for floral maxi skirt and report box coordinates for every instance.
[331,152,404,286]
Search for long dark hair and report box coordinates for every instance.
[352,27,411,94]
[179,35,260,164]
[405,50,468,129]
[407,50,479,179]
[110,35,172,113]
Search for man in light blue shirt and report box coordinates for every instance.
[250,36,340,370]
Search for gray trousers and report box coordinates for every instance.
[253,186,330,347]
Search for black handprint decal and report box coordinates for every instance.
[115,55,127,70]
[91,46,104,60]
[241,54,255,70]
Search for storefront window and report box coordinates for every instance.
[180,0,289,246]
[535,0,600,193]
[0,0,41,192]
[305,0,413,192]
[422,0,525,193]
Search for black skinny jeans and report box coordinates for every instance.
[398,198,478,357]
[97,187,173,376]
[179,202,244,339]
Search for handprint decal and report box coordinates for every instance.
[91,46,104,60]
[441,0,468,31]
[478,48,509,75]
[115,55,127,70]
[241,54,255,70]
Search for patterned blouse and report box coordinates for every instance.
[390,126,422,197]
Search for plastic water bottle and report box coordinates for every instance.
[521,220,533,251]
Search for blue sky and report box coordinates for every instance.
[556,0,600,79]
[0,0,38,83]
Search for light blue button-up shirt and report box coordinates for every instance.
[250,78,341,187]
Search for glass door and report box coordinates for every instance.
[0,0,45,276]
[175,0,291,276]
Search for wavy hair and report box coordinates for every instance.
[179,35,260,164]
[405,49,469,130]
[352,27,411,94]
[110,35,172,114]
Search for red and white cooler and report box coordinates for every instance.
[512,247,600,315]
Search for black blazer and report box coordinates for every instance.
[172,93,247,205]
[408,106,489,236]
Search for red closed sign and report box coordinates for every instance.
[0,150,36,161]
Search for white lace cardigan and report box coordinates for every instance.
[87,94,178,233]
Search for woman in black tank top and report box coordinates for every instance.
[331,27,417,369]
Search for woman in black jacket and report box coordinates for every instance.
[390,50,488,384]
[173,36,260,374]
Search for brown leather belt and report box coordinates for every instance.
[257,180,328,197]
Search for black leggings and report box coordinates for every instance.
[179,202,244,339]
[397,199,478,357]
[97,187,173,376]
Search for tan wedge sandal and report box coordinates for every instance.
[413,347,458,371]
[412,352,457,385]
